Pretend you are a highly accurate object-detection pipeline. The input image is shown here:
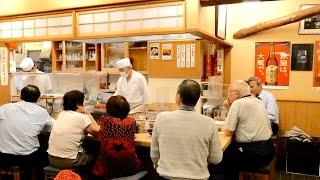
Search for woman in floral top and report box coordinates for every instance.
[92,95,142,179]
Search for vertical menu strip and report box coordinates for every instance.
[177,45,181,68]
[190,43,195,67]
[185,44,191,68]
[0,47,9,86]
[180,44,186,68]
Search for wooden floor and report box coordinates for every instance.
[278,171,320,180]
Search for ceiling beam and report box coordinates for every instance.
[200,0,279,6]
[233,5,320,39]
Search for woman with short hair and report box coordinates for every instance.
[47,90,100,169]
[91,95,143,179]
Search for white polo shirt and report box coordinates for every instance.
[225,96,272,143]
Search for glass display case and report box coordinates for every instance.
[65,41,83,72]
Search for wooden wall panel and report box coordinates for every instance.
[148,40,201,78]
[278,100,320,137]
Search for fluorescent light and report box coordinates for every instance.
[73,33,201,43]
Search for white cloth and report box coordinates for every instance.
[47,111,92,159]
[258,89,279,124]
[116,58,131,69]
[0,101,53,155]
[225,96,272,143]
[20,57,34,72]
[150,110,222,180]
[18,70,52,94]
[114,70,149,105]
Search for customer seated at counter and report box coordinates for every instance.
[0,85,54,178]
[150,79,222,180]
[47,90,100,169]
[223,80,275,179]
[247,76,279,135]
[91,95,144,179]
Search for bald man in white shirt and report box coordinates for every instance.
[223,80,274,179]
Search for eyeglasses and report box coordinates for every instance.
[228,89,239,93]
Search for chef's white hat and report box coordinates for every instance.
[116,58,132,69]
[20,57,34,72]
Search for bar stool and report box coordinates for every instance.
[44,166,80,180]
[239,135,279,180]
[0,166,23,180]
[239,157,276,180]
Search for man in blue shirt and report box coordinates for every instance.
[247,76,279,135]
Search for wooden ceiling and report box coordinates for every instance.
[200,0,280,6]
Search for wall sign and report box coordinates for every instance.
[313,41,320,88]
[255,42,291,88]
[0,47,9,86]
[150,43,160,60]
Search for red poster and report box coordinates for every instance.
[313,41,320,87]
[255,42,291,87]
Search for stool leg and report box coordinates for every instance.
[13,171,20,180]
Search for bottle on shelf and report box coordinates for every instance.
[265,43,278,86]
[59,54,62,61]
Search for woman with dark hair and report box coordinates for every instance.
[47,90,100,169]
[91,95,144,179]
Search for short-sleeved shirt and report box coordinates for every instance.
[225,96,272,143]
[48,111,92,159]
[92,115,142,178]
[0,101,53,155]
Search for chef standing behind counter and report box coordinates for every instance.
[113,58,149,113]
[16,57,52,94]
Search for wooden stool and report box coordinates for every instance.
[0,166,23,180]
[239,157,276,180]
[44,166,80,180]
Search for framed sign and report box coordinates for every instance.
[313,41,320,88]
[215,5,227,40]
[150,43,160,59]
[161,43,172,60]
[255,42,291,87]
[291,44,313,71]
[299,4,320,35]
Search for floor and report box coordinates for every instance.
[278,172,320,180]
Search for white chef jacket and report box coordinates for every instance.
[114,70,149,105]
[19,70,52,94]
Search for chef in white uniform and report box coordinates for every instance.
[113,58,149,112]
[18,57,52,94]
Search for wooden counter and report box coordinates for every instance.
[134,132,231,151]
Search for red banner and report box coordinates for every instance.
[255,42,291,87]
[313,41,320,87]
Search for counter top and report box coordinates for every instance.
[134,132,231,151]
